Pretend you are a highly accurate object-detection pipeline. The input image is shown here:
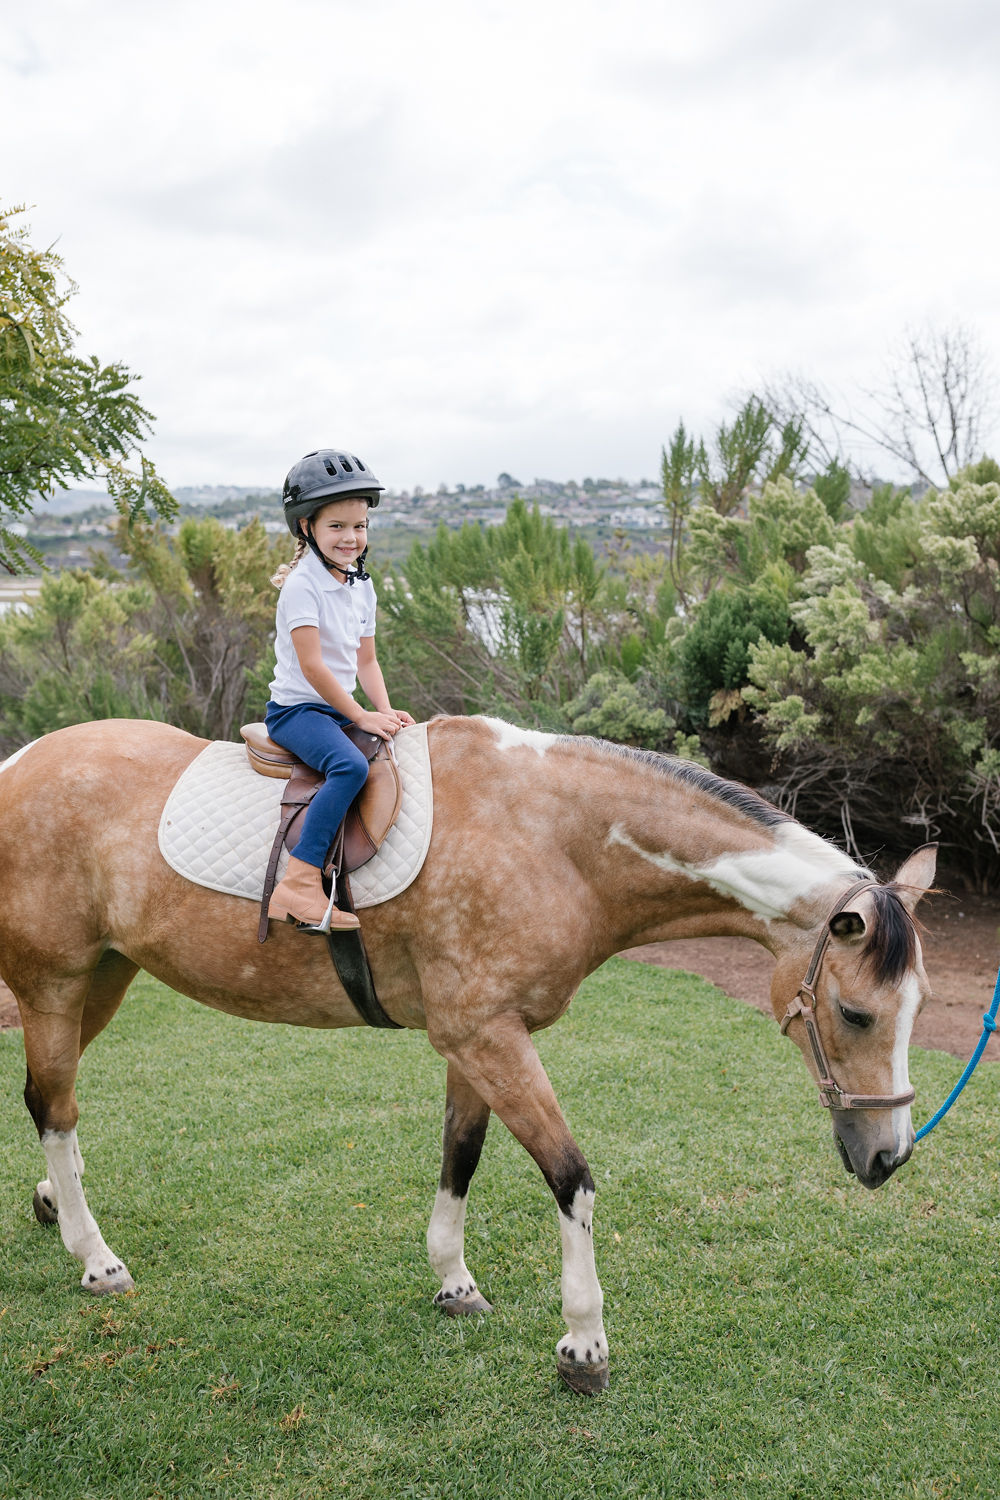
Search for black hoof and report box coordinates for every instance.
[438,1292,493,1317]
[557,1356,610,1395]
[33,1189,58,1226]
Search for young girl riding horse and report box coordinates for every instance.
[265,448,414,933]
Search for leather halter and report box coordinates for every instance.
[779,879,916,1112]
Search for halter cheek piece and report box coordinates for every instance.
[779,879,916,1112]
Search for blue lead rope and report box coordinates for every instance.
[915,964,1000,1142]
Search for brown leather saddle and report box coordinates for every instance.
[240,721,402,946]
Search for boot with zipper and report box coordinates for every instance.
[268,855,360,932]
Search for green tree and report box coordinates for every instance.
[695,397,809,516]
[112,515,288,740]
[0,516,287,749]
[677,580,792,726]
[376,499,616,723]
[0,203,175,572]
[741,465,1000,887]
[660,397,810,603]
[0,570,162,744]
[565,670,674,749]
[660,419,698,598]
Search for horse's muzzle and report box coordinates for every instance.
[832,1115,914,1189]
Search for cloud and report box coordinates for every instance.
[3,0,999,488]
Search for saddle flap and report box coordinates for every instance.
[342,759,404,872]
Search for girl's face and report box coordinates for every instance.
[305,498,370,571]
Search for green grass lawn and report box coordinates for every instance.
[1,959,999,1500]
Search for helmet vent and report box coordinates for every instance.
[322,458,339,477]
[339,455,354,472]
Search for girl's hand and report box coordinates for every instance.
[354,709,405,740]
[392,709,416,727]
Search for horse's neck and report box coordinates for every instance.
[583,758,861,955]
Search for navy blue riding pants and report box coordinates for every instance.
[264,701,370,869]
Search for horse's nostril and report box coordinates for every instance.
[881,1140,912,1173]
[868,1145,910,1187]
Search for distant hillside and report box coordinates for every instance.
[38,485,276,515]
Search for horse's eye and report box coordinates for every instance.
[839,1004,874,1029]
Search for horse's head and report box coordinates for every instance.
[771,845,937,1190]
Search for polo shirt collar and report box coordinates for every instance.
[300,545,347,591]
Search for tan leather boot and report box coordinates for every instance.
[268,855,360,932]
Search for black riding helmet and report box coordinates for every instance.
[282,448,384,584]
[281,449,384,537]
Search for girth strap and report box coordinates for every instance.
[257,789,401,1030]
[325,861,402,1030]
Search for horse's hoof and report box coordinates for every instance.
[436,1291,493,1317]
[32,1189,58,1226]
[81,1263,135,1296]
[557,1356,610,1395]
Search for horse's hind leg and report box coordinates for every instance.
[22,953,138,1294]
[438,1019,609,1394]
[427,1062,493,1315]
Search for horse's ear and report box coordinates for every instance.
[829,910,867,942]
[892,843,939,913]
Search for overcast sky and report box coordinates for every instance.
[3,0,999,493]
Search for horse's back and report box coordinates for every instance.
[0,719,207,815]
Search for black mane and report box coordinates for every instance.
[573,738,793,831]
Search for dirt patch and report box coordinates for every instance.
[2,882,998,1059]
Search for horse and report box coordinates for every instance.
[0,715,936,1395]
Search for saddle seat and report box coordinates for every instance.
[240,721,402,876]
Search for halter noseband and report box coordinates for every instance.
[779,879,916,1112]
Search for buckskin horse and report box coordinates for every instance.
[0,716,936,1394]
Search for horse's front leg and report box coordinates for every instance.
[437,1019,609,1395]
[427,1062,493,1315]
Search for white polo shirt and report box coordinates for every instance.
[268,548,377,706]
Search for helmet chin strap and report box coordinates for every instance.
[303,522,370,585]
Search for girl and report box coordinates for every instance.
[265,447,414,933]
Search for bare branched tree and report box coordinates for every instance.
[765,322,998,488]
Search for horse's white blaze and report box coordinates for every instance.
[608,821,862,922]
[41,1129,132,1292]
[891,969,922,1151]
[427,1187,481,1302]
[0,739,38,774]
[484,719,556,756]
[556,1186,607,1367]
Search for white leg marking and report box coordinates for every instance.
[427,1188,487,1308]
[41,1130,134,1294]
[556,1186,608,1371]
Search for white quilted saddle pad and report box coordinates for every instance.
[157,722,432,909]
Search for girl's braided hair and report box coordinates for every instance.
[270,535,308,589]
